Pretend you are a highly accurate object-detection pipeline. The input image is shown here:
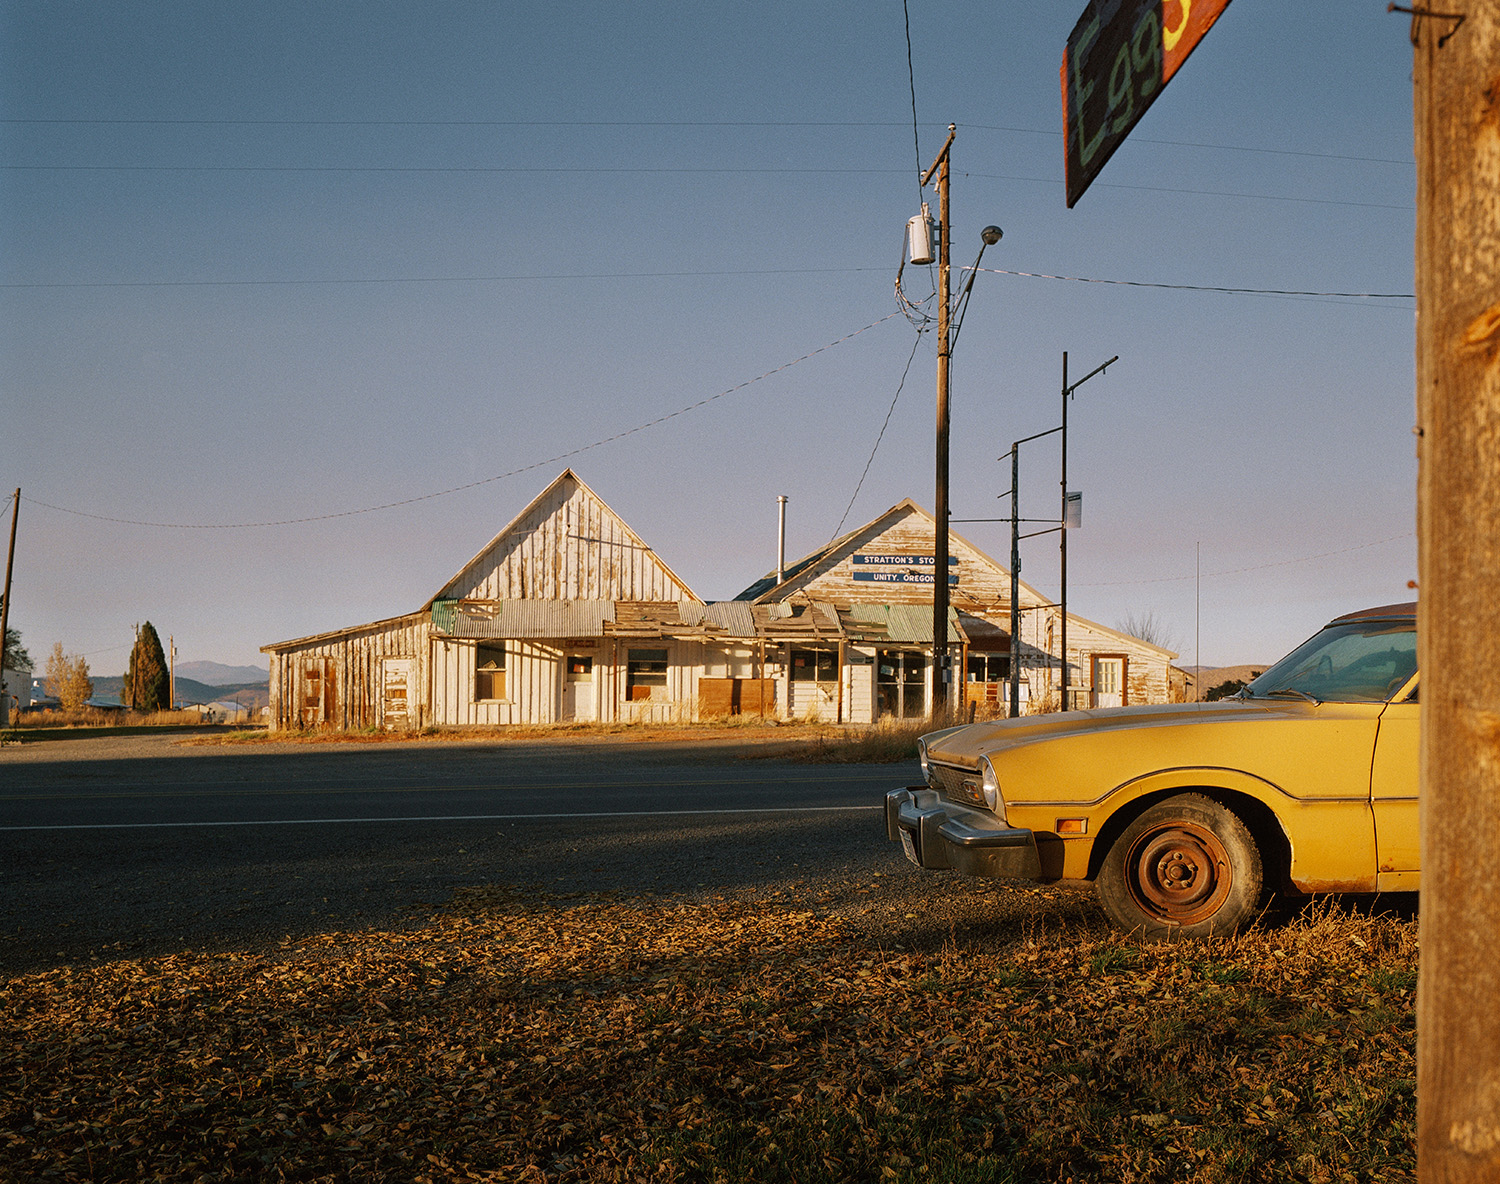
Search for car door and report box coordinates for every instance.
[1370,677,1420,891]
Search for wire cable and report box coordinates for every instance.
[0,266,876,292]
[22,314,902,530]
[1073,532,1414,587]
[832,328,925,541]
[1,117,1417,167]
[903,0,922,203]
[976,267,1413,301]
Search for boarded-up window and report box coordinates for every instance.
[475,645,506,701]
[299,657,337,728]
[627,648,667,700]
[790,648,838,682]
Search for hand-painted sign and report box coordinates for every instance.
[1062,0,1232,207]
[852,554,959,586]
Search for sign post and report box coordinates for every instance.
[1062,0,1232,207]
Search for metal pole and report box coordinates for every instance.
[776,495,787,584]
[1060,353,1069,711]
[929,125,954,720]
[0,489,17,726]
[1009,450,1021,717]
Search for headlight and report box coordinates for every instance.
[979,756,1002,812]
[918,737,932,783]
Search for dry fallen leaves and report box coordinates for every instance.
[1,888,1416,1182]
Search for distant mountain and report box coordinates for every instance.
[175,661,269,684]
[88,674,269,712]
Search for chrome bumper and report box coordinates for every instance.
[886,786,1042,880]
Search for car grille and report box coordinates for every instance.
[929,761,985,807]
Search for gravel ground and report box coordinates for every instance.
[0,731,1111,976]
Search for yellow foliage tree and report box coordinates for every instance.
[44,642,93,711]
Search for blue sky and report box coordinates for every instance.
[1,2,1418,673]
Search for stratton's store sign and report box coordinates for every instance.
[852,554,959,586]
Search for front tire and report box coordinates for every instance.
[1096,794,1263,939]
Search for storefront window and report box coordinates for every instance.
[627,648,668,700]
[790,648,838,682]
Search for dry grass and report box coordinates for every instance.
[4,707,215,734]
[0,891,1417,1183]
[184,718,935,763]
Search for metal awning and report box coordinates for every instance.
[432,599,616,639]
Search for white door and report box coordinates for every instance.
[1092,656,1124,708]
[381,658,413,730]
[562,655,595,721]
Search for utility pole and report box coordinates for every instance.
[1010,447,1022,717]
[0,489,17,727]
[1059,352,1117,710]
[1410,4,1500,1180]
[924,124,956,720]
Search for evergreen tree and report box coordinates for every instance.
[123,621,170,711]
[3,626,29,672]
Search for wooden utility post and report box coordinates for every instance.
[925,125,955,720]
[1412,3,1500,1180]
[0,489,18,727]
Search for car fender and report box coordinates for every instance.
[1010,766,1377,891]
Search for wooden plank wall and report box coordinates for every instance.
[444,479,693,603]
[265,616,429,731]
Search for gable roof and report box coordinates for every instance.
[734,497,1174,658]
[735,497,1052,608]
[425,469,700,608]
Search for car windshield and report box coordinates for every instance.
[1243,619,1417,704]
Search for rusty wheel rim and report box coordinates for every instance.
[1125,821,1232,926]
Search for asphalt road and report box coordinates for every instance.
[1,732,1106,976]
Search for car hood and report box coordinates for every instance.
[922,698,1343,769]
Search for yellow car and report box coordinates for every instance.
[887,603,1418,937]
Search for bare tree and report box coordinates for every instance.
[1115,610,1179,652]
[44,643,93,711]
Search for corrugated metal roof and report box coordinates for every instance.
[431,599,458,634]
[439,599,616,639]
[844,603,962,644]
[701,601,756,636]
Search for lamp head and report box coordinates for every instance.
[980,225,1003,246]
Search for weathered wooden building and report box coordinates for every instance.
[733,498,1176,722]
[262,471,1174,730]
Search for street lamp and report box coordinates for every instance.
[1060,352,1117,709]
[999,351,1117,716]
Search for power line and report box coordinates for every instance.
[1074,532,1414,587]
[22,314,902,530]
[5,266,1413,300]
[3,161,1419,211]
[902,0,922,200]
[958,171,1414,211]
[2,117,1416,166]
[3,163,909,175]
[832,328,926,541]
[957,122,1413,167]
[975,267,1413,301]
[0,267,877,291]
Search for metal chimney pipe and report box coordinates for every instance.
[776,496,788,584]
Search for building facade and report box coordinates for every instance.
[262,471,1175,730]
